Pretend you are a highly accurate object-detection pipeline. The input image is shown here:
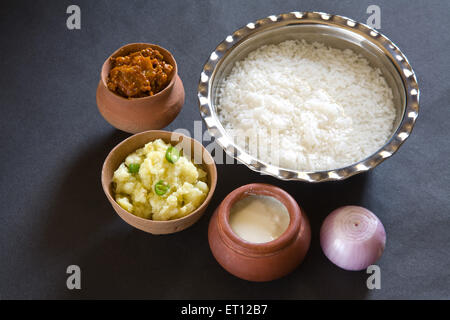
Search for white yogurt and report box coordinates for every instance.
[229,195,290,243]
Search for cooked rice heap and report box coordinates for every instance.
[218,40,396,171]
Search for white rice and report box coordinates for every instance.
[217,40,396,171]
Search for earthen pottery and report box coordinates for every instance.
[102,130,217,234]
[97,43,185,133]
[208,183,311,281]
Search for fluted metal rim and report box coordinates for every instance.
[198,12,419,182]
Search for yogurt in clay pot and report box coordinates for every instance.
[208,183,311,282]
[229,195,290,244]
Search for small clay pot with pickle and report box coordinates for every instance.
[96,43,185,133]
[208,183,311,282]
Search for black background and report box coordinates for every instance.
[0,0,449,299]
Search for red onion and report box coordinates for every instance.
[320,206,386,271]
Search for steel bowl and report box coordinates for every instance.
[198,12,419,182]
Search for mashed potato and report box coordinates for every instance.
[112,139,209,220]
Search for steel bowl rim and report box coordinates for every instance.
[198,11,419,182]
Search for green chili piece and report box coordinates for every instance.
[154,180,170,196]
[128,163,140,174]
[165,146,180,164]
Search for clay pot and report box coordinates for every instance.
[96,43,185,133]
[102,130,217,234]
[208,183,311,281]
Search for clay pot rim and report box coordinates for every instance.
[101,130,217,225]
[217,183,302,254]
[100,43,178,101]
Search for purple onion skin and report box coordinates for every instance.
[320,206,386,271]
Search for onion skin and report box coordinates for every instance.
[320,206,386,271]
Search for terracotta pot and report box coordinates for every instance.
[96,43,185,133]
[102,130,217,234]
[208,183,311,282]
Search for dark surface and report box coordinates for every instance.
[0,0,449,299]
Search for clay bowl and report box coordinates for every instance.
[97,43,185,133]
[102,130,217,234]
[208,183,311,282]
